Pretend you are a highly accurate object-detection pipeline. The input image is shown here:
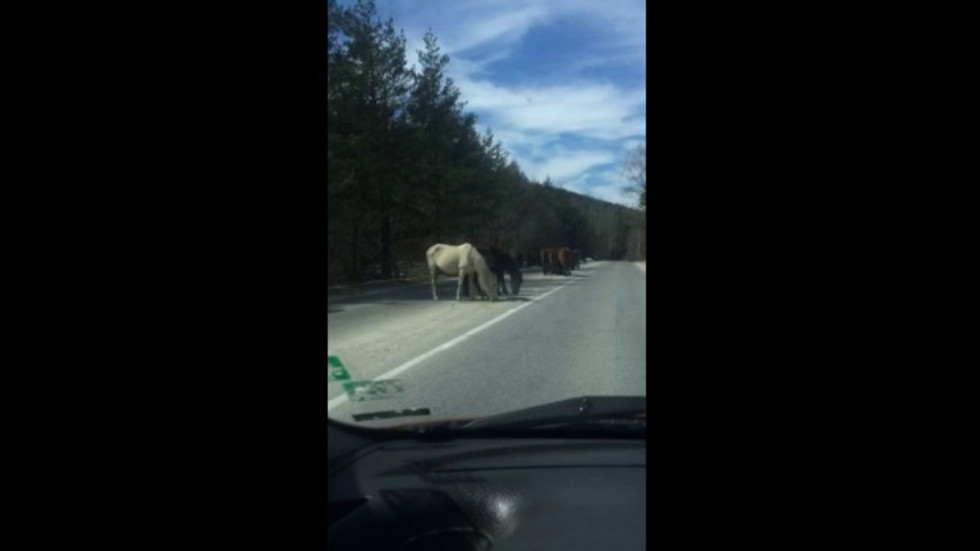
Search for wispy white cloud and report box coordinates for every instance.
[449,6,548,54]
[453,75,644,197]
[451,75,646,140]
[385,0,644,57]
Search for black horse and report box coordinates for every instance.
[462,247,523,298]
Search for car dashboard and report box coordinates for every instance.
[326,422,646,550]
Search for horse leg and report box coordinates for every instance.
[457,272,465,301]
[430,269,438,300]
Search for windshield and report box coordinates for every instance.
[327,0,647,430]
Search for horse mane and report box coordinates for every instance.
[484,246,522,283]
[468,246,498,299]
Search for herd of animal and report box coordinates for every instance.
[539,247,581,276]
[425,243,583,302]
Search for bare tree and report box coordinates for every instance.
[620,144,646,260]
[622,144,646,209]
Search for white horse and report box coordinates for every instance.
[426,243,499,302]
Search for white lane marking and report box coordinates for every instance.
[327,281,572,411]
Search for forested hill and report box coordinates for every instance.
[327,0,645,285]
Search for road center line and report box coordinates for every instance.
[327,281,572,411]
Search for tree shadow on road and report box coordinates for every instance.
[327,272,586,308]
[327,279,526,307]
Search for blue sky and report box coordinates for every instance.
[341,0,646,206]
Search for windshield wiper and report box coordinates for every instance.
[462,396,645,433]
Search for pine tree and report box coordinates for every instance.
[328,0,410,279]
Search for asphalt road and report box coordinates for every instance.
[327,260,646,427]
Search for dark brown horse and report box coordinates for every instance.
[462,246,523,298]
[556,247,572,276]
